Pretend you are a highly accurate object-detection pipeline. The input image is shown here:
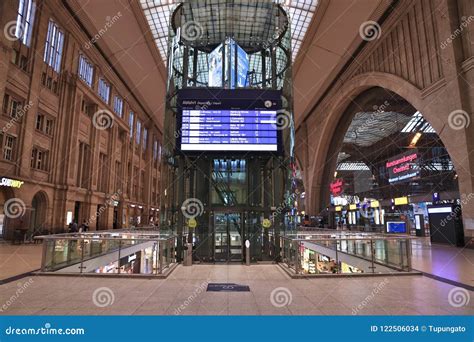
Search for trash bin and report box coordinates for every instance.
[12,229,25,245]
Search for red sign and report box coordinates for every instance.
[386,150,420,183]
[330,178,344,196]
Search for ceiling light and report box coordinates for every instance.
[409,132,422,147]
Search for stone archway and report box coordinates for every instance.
[0,186,17,239]
[305,72,472,237]
[30,191,49,234]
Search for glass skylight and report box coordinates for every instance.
[337,163,371,171]
[401,111,436,133]
[140,0,318,62]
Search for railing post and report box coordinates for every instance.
[154,240,159,275]
[293,240,300,274]
[159,240,164,274]
[117,240,122,275]
[79,239,85,274]
[370,239,375,274]
[406,239,412,271]
[41,239,47,271]
[282,237,285,262]
[51,240,56,269]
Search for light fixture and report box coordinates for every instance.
[409,132,422,147]
[334,171,338,178]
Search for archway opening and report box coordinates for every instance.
[31,191,48,235]
[321,87,460,239]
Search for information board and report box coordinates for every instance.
[178,89,282,153]
[181,109,278,151]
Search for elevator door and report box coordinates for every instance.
[214,212,242,262]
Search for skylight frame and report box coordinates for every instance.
[140,0,319,63]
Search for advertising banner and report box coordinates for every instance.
[229,38,249,88]
[208,43,224,87]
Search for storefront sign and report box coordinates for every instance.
[0,177,24,188]
[262,219,271,229]
[349,204,357,210]
[371,200,380,208]
[386,150,420,183]
[335,206,342,212]
[394,197,409,205]
[329,178,344,196]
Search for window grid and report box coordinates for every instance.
[3,136,15,161]
[98,78,111,104]
[16,0,36,46]
[129,111,135,138]
[113,96,123,117]
[136,120,142,146]
[44,20,64,72]
[78,55,94,87]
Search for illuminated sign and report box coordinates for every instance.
[394,197,409,205]
[371,200,380,208]
[0,177,24,188]
[349,204,357,210]
[208,43,224,87]
[178,89,281,152]
[335,206,342,212]
[329,178,344,196]
[386,150,420,183]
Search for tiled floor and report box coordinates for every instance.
[0,243,42,281]
[0,265,472,315]
[410,238,474,286]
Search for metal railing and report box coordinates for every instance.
[279,232,412,275]
[36,230,177,276]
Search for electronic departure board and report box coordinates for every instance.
[177,89,282,152]
[181,109,277,151]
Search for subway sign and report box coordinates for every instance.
[0,177,24,188]
[386,150,420,184]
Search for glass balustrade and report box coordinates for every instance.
[37,231,177,276]
[278,232,412,275]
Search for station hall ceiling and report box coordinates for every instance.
[140,0,319,62]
